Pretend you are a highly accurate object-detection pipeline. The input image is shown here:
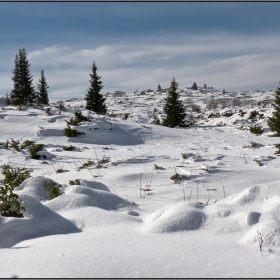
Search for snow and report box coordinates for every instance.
[1,87,280,277]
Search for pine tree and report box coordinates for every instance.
[10,48,35,105]
[157,84,162,92]
[36,70,49,105]
[191,82,198,90]
[267,82,280,136]
[162,78,186,128]
[204,83,207,88]
[85,61,107,114]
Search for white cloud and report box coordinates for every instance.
[1,33,280,100]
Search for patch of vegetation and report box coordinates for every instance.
[190,103,201,113]
[206,99,218,110]
[249,125,264,135]
[54,103,67,112]
[0,165,32,218]
[275,143,280,155]
[232,98,243,107]
[9,139,21,151]
[42,180,62,201]
[21,140,36,150]
[69,179,81,185]
[45,107,52,116]
[21,140,45,159]
[170,173,188,183]
[64,126,85,137]
[250,141,264,148]
[1,165,32,189]
[154,164,164,170]
[122,113,130,120]
[249,110,264,122]
[208,112,221,118]
[222,111,234,117]
[0,184,26,217]
[66,111,90,126]
[63,145,76,151]
[56,168,69,173]
[77,160,95,171]
[239,109,246,117]
[29,144,45,159]
[151,115,161,125]
[4,140,9,149]
[181,153,188,159]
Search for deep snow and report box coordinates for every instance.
[1,87,280,278]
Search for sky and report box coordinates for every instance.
[0,2,280,101]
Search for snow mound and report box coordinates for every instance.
[80,179,110,192]
[202,180,280,245]
[57,206,142,230]
[45,185,135,212]
[240,220,280,247]
[0,194,81,248]
[228,181,280,206]
[35,128,65,137]
[15,176,61,201]
[144,202,206,233]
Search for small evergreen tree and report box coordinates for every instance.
[157,84,162,92]
[267,82,280,136]
[36,69,49,105]
[162,78,186,128]
[204,83,207,88]
[5,92,11,106]
[10,48,35,105]
[85,61,107,114]
[191,82,198,90]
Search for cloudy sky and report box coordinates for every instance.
[0,2,280,101]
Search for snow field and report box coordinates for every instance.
[1,88,280,277]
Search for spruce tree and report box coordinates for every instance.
[267,82,280,136]
[36,70,49,105]
[191,82,198,90]
[162,78,186,128]
[157,84,162,92]
[10,48,35,105]
[85,61,107,114]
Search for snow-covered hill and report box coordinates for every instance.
[1,87,280,278]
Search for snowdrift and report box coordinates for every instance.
[15,176,61,201]
[0,194,81,248]
[144,202,206,233]
[143,180,280,248]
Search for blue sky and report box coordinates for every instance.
[0,2,280,101]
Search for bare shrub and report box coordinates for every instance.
[232,98,243,107]
[206,99,218,110]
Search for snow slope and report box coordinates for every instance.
[1,87,280,278]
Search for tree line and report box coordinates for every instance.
[5,48,107,115]
[4,48,280,134]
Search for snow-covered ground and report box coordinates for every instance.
[1,87,280,278]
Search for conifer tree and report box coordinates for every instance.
[267,82,280,136]
[5,92,11,106]
[157,84,162,92]
[85,61,107,114]
[10,48,35,105]
[36,70,49,105]
[162,78,186,128]
[191,82,198,90]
